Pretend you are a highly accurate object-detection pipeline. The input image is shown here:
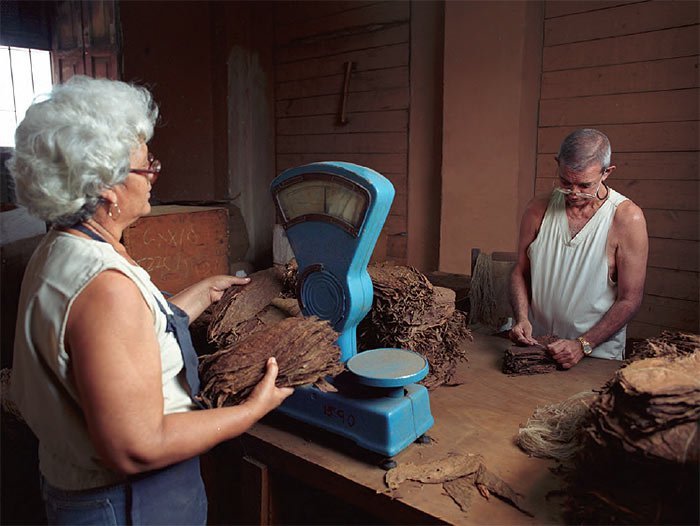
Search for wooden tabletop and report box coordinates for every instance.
[239,332,621,525]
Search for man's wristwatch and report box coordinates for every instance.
[577,337,593,356]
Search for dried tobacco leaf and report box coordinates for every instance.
[502,336,560,376]
[359,263,471,389]
[384,453,483,490]
[626,331,700,362]
[385,453,532,518]
[207,267,285,347]
[199,316,344,407]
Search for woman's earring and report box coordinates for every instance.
[108,201,121,219]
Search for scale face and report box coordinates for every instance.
[271,162,434,459]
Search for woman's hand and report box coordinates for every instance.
[206,275,249,304]
[170,274,250,322]
[243,357,294,418]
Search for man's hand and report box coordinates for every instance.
[510,320,538,346]
[546,339,585,369]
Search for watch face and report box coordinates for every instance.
[579,338,592,355]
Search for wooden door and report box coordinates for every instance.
[51,0,119,83]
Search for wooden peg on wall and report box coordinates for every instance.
[338,61,354,125]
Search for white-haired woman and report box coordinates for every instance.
[8,76,293,525]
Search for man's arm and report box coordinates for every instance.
[509,197,548,345]
[582,200,648,346]
[548,200,648,368]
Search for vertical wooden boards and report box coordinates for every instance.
[273,1,410,263]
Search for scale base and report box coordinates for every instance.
[276,380,434,458]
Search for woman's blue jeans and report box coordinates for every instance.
[41,477,129,525]
[40,457,207,525]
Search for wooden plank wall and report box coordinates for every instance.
[273,1,410,264]
[537,0,699,337]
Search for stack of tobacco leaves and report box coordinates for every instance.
[207,267,285,348]
[198,316,344,408]
[626,330,700,362]
[559,349,700,524]
[588,352,700,464]
[358,263,471,389]
[502,336,559,375]
[279,261,471,389]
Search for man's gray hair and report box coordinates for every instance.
[557,128,611,173]
[7,76,158,226]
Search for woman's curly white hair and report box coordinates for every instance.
[7,76,158,226]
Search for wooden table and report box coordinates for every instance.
[205,332,621,525]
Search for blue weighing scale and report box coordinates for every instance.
[270,162,434,460]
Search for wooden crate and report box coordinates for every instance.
[123,205,229,295]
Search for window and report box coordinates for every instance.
[0,46,52,147]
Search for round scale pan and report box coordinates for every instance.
[347,348,429,388]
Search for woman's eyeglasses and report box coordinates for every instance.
[130,153,161,184]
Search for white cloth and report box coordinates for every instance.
[528,188,628,360]
[11,230,194,490]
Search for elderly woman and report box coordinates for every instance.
[8,76,292,525]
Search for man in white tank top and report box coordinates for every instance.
[509,129,648,368]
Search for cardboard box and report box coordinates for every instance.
[123,205,229,295]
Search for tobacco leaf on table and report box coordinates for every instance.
[385,452,532,518]
[443,476,474,512]
[384,453,483,490]
[474,464,533,517]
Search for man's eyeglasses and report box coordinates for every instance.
[130,153,161,184]
[554,167,608,200]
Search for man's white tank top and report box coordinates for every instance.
[528,188,628,360]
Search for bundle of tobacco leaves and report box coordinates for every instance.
[626,330,700,362]
[502,336,559,376]
[278,262,471,389]
[587,351,700,464]
[358,264,471,389]
[207,267,285,347]
[198,316,344,408]
[555,349,700,525]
